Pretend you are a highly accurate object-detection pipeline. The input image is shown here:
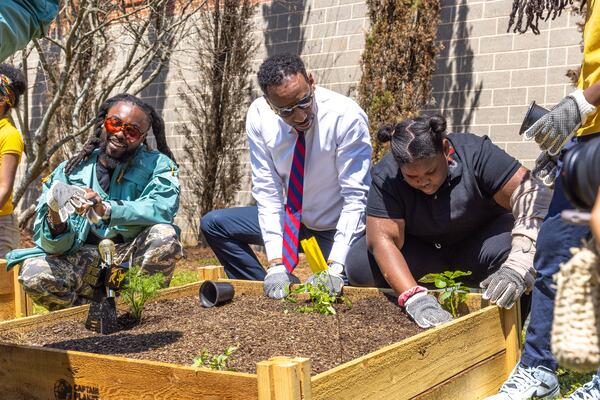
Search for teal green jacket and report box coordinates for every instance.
[6,146,180,270]
[0,0,59,62]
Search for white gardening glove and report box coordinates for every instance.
[480,236,536,309]
[404,292,453,329]
[263,264,300,299]
[46,181,89,222]
[524,89,596,156]
[305,262,345,295]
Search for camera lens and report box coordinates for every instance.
[561,137,600,210]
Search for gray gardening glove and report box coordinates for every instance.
[304,262,345,295]
[524,89,596,156]
[531,151,559,187]
[46,181,89,222]
[480,267,528,309]
[263,264,300,299]
[404,293,453,329]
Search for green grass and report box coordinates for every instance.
[169,270,199,287]
[32,302,48,315]
[558,368,594,397]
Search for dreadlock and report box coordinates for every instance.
[64,93,177,175]
[507,0,586,34]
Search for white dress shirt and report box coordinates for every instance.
[246,86,372,265]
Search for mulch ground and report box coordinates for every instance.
[0,294,422,374]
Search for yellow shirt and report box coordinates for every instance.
[0,117,24,216]
[577,0,600,136]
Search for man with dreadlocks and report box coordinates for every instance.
[488,1,600,399]
[5,93,183,311]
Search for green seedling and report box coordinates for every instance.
[286,272,352,315]
[419,270,472,318]
[120,265,165,320]
[192,346,238,371]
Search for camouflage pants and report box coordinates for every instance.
[19,224,183,311]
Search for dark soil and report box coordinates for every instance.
[0,294,422,374]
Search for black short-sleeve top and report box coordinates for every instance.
[367,133,521,246]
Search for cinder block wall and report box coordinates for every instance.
[430,0,583,168]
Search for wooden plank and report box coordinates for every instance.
[257,357,311,400]
[13,265,33,317]
[0,260,16,321]
[0,259,11,294]
[0,342,258,400]
[197,265,226,281]
[414,352,507,399]
[311,306,508,400]
[0,294,16,321]
[501,301,522,375]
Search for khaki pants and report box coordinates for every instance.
[0,214,19,258]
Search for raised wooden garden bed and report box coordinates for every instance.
[0,266,520,400]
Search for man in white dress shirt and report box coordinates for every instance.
[200,53,372,299]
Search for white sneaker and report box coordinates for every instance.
[485,363,560,400]
[566,375,600,400]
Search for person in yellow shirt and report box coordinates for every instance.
[0,64,25,258]
[488,1,600,399]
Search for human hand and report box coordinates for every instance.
[46,181,88,222]
[524,89,596,156]
[305,262,345,295]
[531,151,558,187]
[263,264,300,299]
[480,267,528,309]
[404,292,453,328]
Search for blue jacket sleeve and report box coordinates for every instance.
[32,162,80,255]
[108,160,180,227]
[0,0,59,62]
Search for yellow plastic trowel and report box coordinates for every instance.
[300,236,328,273]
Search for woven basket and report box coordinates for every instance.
[551,241,600,372]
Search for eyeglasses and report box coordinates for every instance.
[267,89,314,117]
[104,115,145,143]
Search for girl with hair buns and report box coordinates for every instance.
[0,63,26,257]
[345,114,552,331]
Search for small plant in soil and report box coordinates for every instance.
[192,346,238,371]
[120,266,165,320]
[418,270,472,318]
[286,272,352,315]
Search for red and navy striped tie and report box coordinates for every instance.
[282,131,305,273]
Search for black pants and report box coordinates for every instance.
[345,213,515,289]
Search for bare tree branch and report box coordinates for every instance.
[12,0,200,210]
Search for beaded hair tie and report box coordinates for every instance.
[0,74,15,107]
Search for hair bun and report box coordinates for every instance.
[429,114,447,135]
[377,124,396,143]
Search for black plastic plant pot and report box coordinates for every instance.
[199,280,235,308]
[519,101,550,135]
